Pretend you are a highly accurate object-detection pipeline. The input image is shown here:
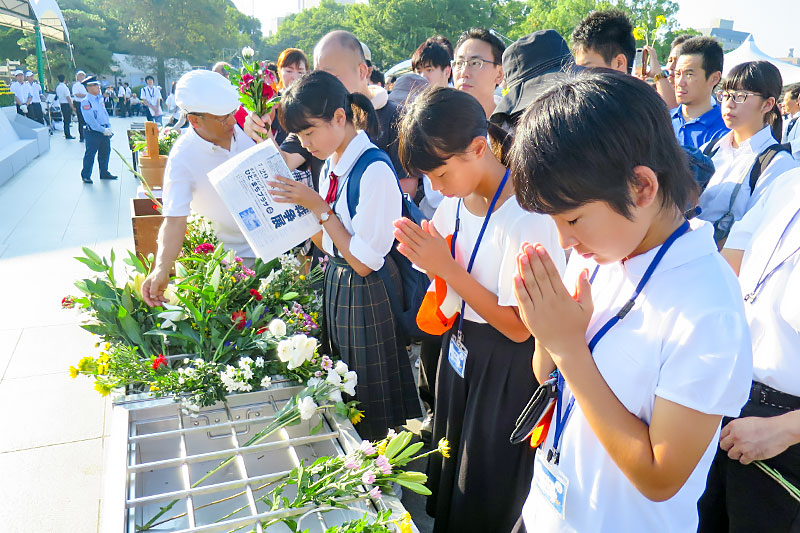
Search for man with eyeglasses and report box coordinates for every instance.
[452,28,505,118]
[671,37,729,149]
[141,69,256,307]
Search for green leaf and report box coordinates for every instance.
[82,246,103,265]
[210,264,221,292]
[391,441,424,465]
[383,430,412,461]
[74,256,108,272]
[117,306,128,319]
[309,418,324,435]
[392,479,431,495]
[394,471,427,483]
[120,314,143,344]
[281,291,299,301]
[175,261,188,279]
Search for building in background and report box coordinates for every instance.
[700,19,749,51]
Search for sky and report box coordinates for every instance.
[236,0,800,59]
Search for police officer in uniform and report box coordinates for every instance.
[79,76,117,183]
[72,70,88,142]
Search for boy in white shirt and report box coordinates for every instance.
[140,75,163,124]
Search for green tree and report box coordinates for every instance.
[262,0,355,62]
[0,28,24,61]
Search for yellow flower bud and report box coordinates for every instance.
[69,366,79,379]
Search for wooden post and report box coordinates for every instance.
[144,121,159,159]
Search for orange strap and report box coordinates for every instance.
[416,234,459,336]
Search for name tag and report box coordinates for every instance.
[448,332,467,378]
[533,448,569,519]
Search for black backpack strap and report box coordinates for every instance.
[703,135,724,158]
[749,143,790,193]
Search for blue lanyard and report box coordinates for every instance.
[451,168,510,333]
[744,207,800,303]
[549,219,691,464]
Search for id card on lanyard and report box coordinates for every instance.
[533,219,691,518]
[447,168,510,378]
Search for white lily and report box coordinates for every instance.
[276,338,293,364]
[298,396,318,420]
[241,46,255,59]
[335,361,348,376]
[342,371,357,396]
[158,303,186,331]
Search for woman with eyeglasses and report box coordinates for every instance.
[452,28,505,118]
[697,60,797,247]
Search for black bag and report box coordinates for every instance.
[509,376,558,445]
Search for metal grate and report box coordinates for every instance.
[102,385,415,532]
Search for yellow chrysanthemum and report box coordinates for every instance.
[274,292,280,298]
[299,275,306,281]
[350,410,365,425]
[69,366,79,379]
[103,342,110,350]
[376,440,388,456]
[656,15,667,27]
[149,384,160,392]
[77,356,94,371]
[438,438,451,458]
[94,381,111,397]
[633,27,647,41]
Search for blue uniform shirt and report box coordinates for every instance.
[80,93,111,133]
[671,104,729,149]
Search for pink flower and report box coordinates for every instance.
[375,455,392,475]
[239,83,248,94]
[241,73,254,85]
[194,243,214,254]
[360,440,376,456]
[242,267,256,278]
[361,472,376,485]
[368,486,382,500]
[344,457,361,470]
[321,356,333,371]
[234,257,243,263]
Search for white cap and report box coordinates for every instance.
[175,69,240,116]
[25,71,33,77]
[76,70,85,76]
[13,70,23,76]
[360,41,371,62]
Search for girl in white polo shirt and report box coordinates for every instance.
[698,168,800,531]
[509,71,752,533]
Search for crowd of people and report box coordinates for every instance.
[131,8,799,533]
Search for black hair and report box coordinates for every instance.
[57,74,65,82]
[398,86,511,177]
[145,75,154,82]
[279,70,379,139]
[370,67,384,86]
[432,35,454,58]
[455,28,506,65]
[677,37,724,79]
[412,38,453,72]
[670,34,693,50]
[572,10,635,74]
[788,84,800,101]
[722,60,784,141]
[510,70,696,218]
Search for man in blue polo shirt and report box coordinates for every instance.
[80,75,118,183]
[671,37,729,149]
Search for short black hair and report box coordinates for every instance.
[677,36,724,79]
[789,84,800,100]
[670,34,693,50]
[455,28,505,64]
[145,75,154,82]
[370,67,384,86]
[510,70,696,218]
[412,38,453,72]
[57,74,65,82]
[572,10,636,74]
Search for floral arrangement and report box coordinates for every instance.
[131,128,181,156]
[227,46,280,130]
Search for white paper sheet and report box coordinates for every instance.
[208,139,319,262]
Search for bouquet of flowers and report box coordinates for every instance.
[227,46,280,134]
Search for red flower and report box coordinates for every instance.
[262,82,275,100]
[194,243,214,254]
[257,327,267,334]
[61,296,75,309]
[152,354,167,370]
[152,204,159,211]
[241,73,255,85]
[232,310,247,330]
[239,83,249,94]
[249,289,263,301]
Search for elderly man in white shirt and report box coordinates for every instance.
[72,70,88,141]
[9,70,30,116]
[141,69,255,307]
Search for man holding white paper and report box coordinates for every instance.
[143,69,256,307]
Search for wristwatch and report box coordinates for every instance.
[653,70,670,82]
[319,209,335,224]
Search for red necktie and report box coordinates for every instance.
[325,171,338,204]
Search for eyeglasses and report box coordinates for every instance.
[715,90,762,104]
[451,58,500,72]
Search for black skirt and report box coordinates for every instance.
[427,320,537,533]
[323,255,421,440]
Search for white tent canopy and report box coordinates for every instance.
[0,0,70,43]
[723,34,800,86]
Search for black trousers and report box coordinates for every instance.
[418,338,441,417]
[698,397,800,532]
[73,101,86,140]
[27,102,44,124]
[81,128,111,180]
[60,103,73,137]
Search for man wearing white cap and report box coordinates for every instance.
[25,71,44,124]
[9,70,30,116]
[72,70,88,142]
[141,69,255,307]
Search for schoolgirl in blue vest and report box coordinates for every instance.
[393,87,565,533]
[268,70,420,440]
[510,71,752,532]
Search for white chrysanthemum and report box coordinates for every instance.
[298,396,318,420]
[260,375,272,389]
[268,319,287,337]
[335,361,348,376]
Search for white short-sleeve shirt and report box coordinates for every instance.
[140,85,163,116]
[318,131,401,272]
[429,194,565,323]
[162,125,256,257]
[71,81,87,101]
[56,82,71,105]
[699,126,797,227]
[727,168,800,396]
[522,219,752,533]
